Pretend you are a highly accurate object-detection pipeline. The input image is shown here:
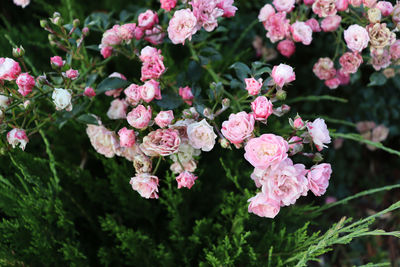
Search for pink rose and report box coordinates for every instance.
[124,84,141,106]
[127,105,152,129]
[245,77,263,95]
[118,23,136,40]
[179,86,194,105]
[273,0,295,12]
[293,116,305,129]
[349,0,362,6]
[344,25,370,52]
[248,193,280,218]
[13,0,30,8]
[371,49,391,71]
[313,57,336,80]
[304,0,316,5]
[291,21,313,45]
[140,46,165,81]
[390,40,400,60]
[140,79,161,103]
[376,1,393,16]
[84,87,96,98]
[16,73,35,97]
[86,124,120,158]
[130,173,159,199]
[339,52,363,74]
[264,12,291,43]
[305,18,321,32]
[140,129,181,156]
[50,56,64,68]
[324,77,341,89]
[118,127,136,148]
[363,0,377,8]
[244,134,289,169]
[64,69,79,80]
[251,96,273,121]
[176,171,198,189]
[107,99,128,120]
[321,15,341,32]
[7,128,29,150]
[168,9,198,45]
[0,58,21,81]
[187,119,217,152]
[271,64,296,88]
[307,118,331,151]
[307,163,332,196]
[336,0,349,11]
[258,4,275,22]
[134,26,144,40]
[155,110,174,128]
[312,0,337,18]
[190,0,224,32]
[101,27,122,46]
[138,10,159,30]
[216,0,237,18]
[144,25,165,45]
[336,68,350,85]
[105,72,127,98]
[100,46,113,59]
[221,111,255,145]
[277,39,296,58]
[160,0,177,11]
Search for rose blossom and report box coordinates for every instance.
[118,23,136,40]
[271,64,296,88]
[86,124,120,158]
[52,88,72,111]
[127,105,152,129]
[100,46,113,59]
[176,171,198,189]
[144,25,165,45]
[312,0,337,18]
[105,72,127,98]
[262,159,309,206]
[366,23,396,53]
[64,69,79,80]
[16,73,35,97]
[363,0,377,8]
[160,0,177,11]
[244,134,289,169]
[179,86,194,105]
[324,77,341,89]
[305,18,321,32]
[170,160,197,174]
[170,141,201,164]
[101,26,122,46]
[349,0,362,6]
[216,0,237,18]
[264,12,291,43]
[221,112,255,145]
[336,0,348,11]
[390,40,400,60]
[277,39,296,58]
[251,96,273,121]
[140,46,165,81]
[258,4,275,23]
[134,154,152,173]
[140,79,161,103]
[0,58,21,81]
[337,68,350,85]
[140,129,181,157]
[307,163,332,196]
[344,25,370,52]
[245,78,263,95]
[187,119,217,152]
[370,49,391,71]
[168,9,198,45]
[7,128,29,150]
[304,0,316,5]
[118,127,136,148]
[376,1,393,16]
[307,118,331,151]
[321,15,341,32]
[339,52,363,74]
[290,21,313,45]
[84,87,96,98]
[0,95,10,109]
[138,10,159,30]
[190,0,224,32]
[248,193,280,218]
[273,0,295,12]
[155,110,174,128]
[50,56,64,68]
[107,99,128,120]
[313,57,336,80]
[368,8,382,24]
[124,84,141,106]
[288,136,303,155]
[13,0,30,8]
[130,173,159,199]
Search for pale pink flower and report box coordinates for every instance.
[363,0,377,8]
[305,18,321,32]
[187,119,217,152]
[0,95,10,109]
[127,105,152,129]
[124,84,141,106]
[258,4,275,22]
[307,118,331,151]
[118,127,136,148]
[216,0,237,17]
[86,124,120,158]
[376,1,393,16]
[161,0,177,11]
[273,0,295,12]
[7,128,29,150]
[101,26,122,46]
[170,159,197,174]
[130,173,159,199]
[52,88,72,111]
[50,56,64,68]
[16,73,35,97]
[13,0,30,8]
[100,46,113,59]
[336,0,349,11]
[313,57,336,80]
[264,12,291,43]
[245,78,263,95]
[337,68,350,85]
[140,47,165,81]
[248,193,280,218]
[118,23,136,40]
[138,10,159,30]
[293,116,305,129]
[134,27,144,40]
[339,52,363,74]
[244,134,289,169]
[390,40,400,60]
[344,25,370,52]
[190,0,224,32]
[107,99,128,120]
[155,110,174,128]
[0,58,21,81]
[312,0,337,18]
[176,171,198,189]
[168,9,198,45]
[304,0,316,5]
[221,112,255,145]
[321,15,341,32]
[307,163,332,196]
[179,86,194,105]
[105,72,127,98]
[84,87,96,98]
[140,129,181,156]
[277,39,296,58]
[324,77,341,89]
[251,96,273,121]
[144,25,165,45]
[140,79,161,103]
[271,64,296,88]
[370,49,391,71]
[290,21,313,45]
[349,0,362,6]
[64,69,79,80]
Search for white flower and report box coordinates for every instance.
[187,119,217,152]
[52,88,72,111]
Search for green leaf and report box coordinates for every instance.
[96,77,130,94]
[76,114,99,125]
[229,62,251,82]
[368,72,387,87]
[155,92,184,109]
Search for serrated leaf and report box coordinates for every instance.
[96,77,130,94]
